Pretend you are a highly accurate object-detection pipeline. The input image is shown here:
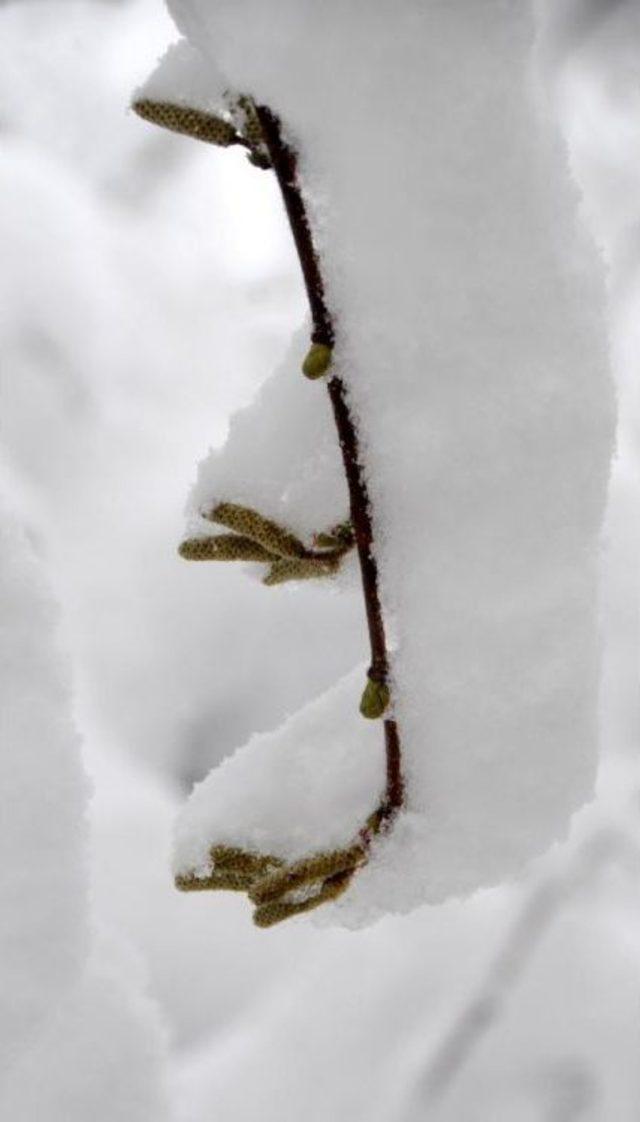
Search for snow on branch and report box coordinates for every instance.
[135,0,614,927]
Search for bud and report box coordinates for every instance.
[313,531,341,549]
[234,96,267,148]
[302,343,333,380]
[330,521,355,545]
[247,149,272,170]
[364,805,386,835]
[133,98,238,147]
[359,676,391,720]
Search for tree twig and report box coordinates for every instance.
[255,105,403,817]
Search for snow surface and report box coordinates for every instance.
[188,327,349,547]
[174,666,384,873]
[0,510,88,1071]
[2,0,640,1119]
[0,0,367,790]
[175,781,640,1122]
[163,0,615,917]
[0,498,168,1116]
[135,39,229,117]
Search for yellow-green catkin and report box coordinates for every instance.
[132,99,238,146]
[209,845,283,878]
[209,502,307,560]
[263,556,337,586]
[249,844,365,906]
[175,869,253,893]
[178,535,274,562]
[175,845,283,894]
[173,823,384,928]
[302,343,333,380]
[253,870,354,928]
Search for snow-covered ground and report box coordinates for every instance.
[1,0,639,1118]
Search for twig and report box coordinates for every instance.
[255,105,403,817]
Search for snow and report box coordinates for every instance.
[188,328,349,547]
[135,39,229,119]
[174,775,640,1122]
[3,960,169,1122]
[87,741,321,1047]
[163,0,615,919]
[174,666,385,876]
[0,0,365,789]
[0,510,88,1070]
[0,499,169,1118]
[2,0,640,1118]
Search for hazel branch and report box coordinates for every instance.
[133,87,405,924]
[253,105,404,818]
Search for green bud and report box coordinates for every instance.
[314,521,354,552]
[313,532,341,549]
[359,676,390,720]
[302,343,333,380]
[330,521,354,545]
[234,95,265,148]
[363,805,386,836]
[247,150,271,170]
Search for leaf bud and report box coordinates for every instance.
[359,676,391,720]
[302,343,333,380]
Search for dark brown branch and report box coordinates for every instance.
[255,105,403,816]
[256,107,334,347]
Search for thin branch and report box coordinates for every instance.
[255,105,403,817]
[255,106,334,347]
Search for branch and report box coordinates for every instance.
[255,105,403,818]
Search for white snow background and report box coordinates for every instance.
[0,0,639,1119]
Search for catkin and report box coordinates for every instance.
[209,502,307,560]
[249,844,365,906]
[133,99,238,146]
[176,845,283,894]
[263,556,337,586]
[253,871,354,928]
[178,535,274,562]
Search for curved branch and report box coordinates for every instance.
[255,106,403,817]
